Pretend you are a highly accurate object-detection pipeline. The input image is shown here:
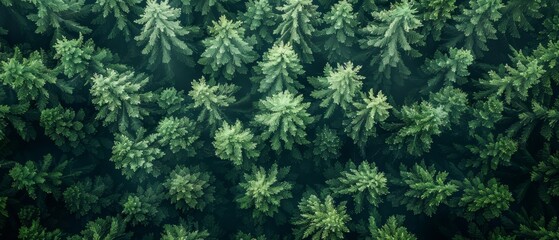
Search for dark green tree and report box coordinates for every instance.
[24,0,91,40]
[188,77,238,129]
[68,216,131,240]
[241,0,278,46]
[110,128,164,180]
[63,176,115,216]
[92,0,142,41]
[9,154,68,199]
[122,185,165,226]
[320,0,359,62]
[40,105,94,153]
[458,177,513,221]
[164,165,215,210]
[422,48,474,92]
[368,215,417,240]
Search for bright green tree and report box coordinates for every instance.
[39,105,94,153]
[386,102,449,157]
[54,34,115,78]
[241,0,278,45]
[213,120,259,166]
[327,161,389,212]
[164,165,215,210]
[344,89,392,148]
[292,194,351,240]
[155,116,199,155]
[188,77,238,129]
[110,128,164,180]
[252,42,305,95]
[468,96,503,136]
[422,48,474,92]
[416,0,457,40]
[274,0,321,63]
[90,69,154,132]
[311,62,364,118]
[359,0,424,86]
[161,221,210,240]
[199,16,257,80]
[428,86,469,125]
[68,216,131,240]
[122,185,165,226]
[254,91,314,152]
[368,215,417,240]
[389,163,459,216]
[236,164,292,218]
[135,0,198,68]
[467,133,518,174]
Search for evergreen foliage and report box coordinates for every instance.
[236,164,292,218]
[213,120,259,166]
[9,154,68,199]
[110,128,164,180]
[368,215,417,240]
[252,42,305,95]
[164,165,215,210]
[92,0,142,41]
[188,77,238,129]
[292,194,350,240]
[320,0,359,61]
[458,177,513,221]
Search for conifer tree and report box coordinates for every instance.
[199,16,257,80]
[292,194,350,240]
[320,0,359,62]
[274,0,321,63]
[387,102,449,157]
[311,62,364,119]
[468,96,503,136]
[0,49,63,108]
[467,133,518,174]
[110,128,164,180]
[155,116,199,155]
[161,222,210,240]
[344,89,392,148]
[422,48,473,92]
[254,91,314,152]
[63,176,114,216]
[188,77,238,129]
[252,42,305,95]
[359,0,424,86]
[312,126,342,162]
[92,0,142,41]
[450,0,504,57]
[24,0,91,40]
[213,120,259,166]
[68,216,131,240]
[122,185,165,226]
[327,161,389,212]
[416,0,457,40]
[135,0,197,68]
[389,163,459,216]
[498,0,544,38]
[0,102,34,141]
[163,165,215,210]
[39,106,94,153]
[479,50,544,104]
[368,215,417,240]
[428,86,468,125]
[54,34,115,78]
[531,150,559,198]
[518,216,559,240]
[458,177,513,221]
[241,0,278,46]
[236,164,292,218]
[90,69,153,132]
[9,154,68,199]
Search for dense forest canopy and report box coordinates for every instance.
[0,0,559,239]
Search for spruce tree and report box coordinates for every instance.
[292,195,351,240]
[252,42,305,95]
[320,0,359,62]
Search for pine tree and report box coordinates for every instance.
[389,163,458,216]
[478,50,544,104]
[39,105,94,153]
[416,0,457,40]
[311,62,364,119]
[135,0,198,68]
[188,77,238,129]
[155,116,199,155]
[0,102,34,141]
[518,216,559,240]
[156,87,186,115]
[213,120,259,166]
[498,0,544,38]
[359,0,424,86]
[24,0,91,40]
[236,164,292,218]
[252,42,305,95]
[458,177,513,221]
[161,222,210,240]
[90,69,153,132]
[422,48,473,92]
[274,0,321,63]
[312,126,342,162]
[451,0,504,57]
[9,154,68,199]
[18,219,62,240]
[428,86,469,125]
[0,49,64,108]
[386,102,449,157]
[468,96,503,136]
[531,150,559,198]
[320,0,359,62]
[292,194,350,240]
[344,89,392,148]
[467,133,518,174]
[368,215,417,240]
[122,185,165,226]
[254,91,314,152]
[68,216,131,240]
[110,128,164,180]
[199,16,257,80]
[241,0,278,46]
[163,165,215,210]
[63,176,114,216]
[54,34,115,78]
[92,0,142,41]
[327,161,389,212]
